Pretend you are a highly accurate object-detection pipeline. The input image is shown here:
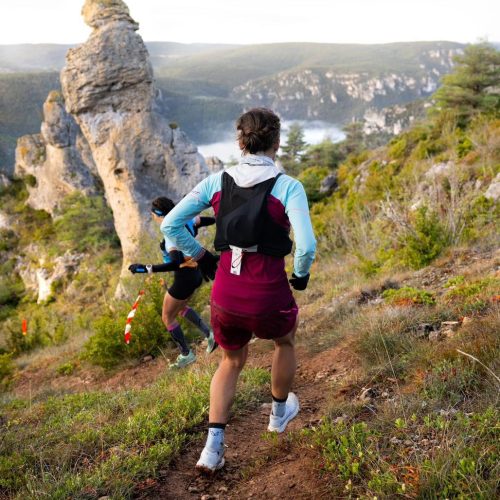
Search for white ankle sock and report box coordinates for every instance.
[272,399,287,418]
[206,427,225,452]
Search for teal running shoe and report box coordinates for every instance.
[169,350,196,369]
[206,330,218,354]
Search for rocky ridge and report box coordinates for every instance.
[231,47,461,125]
[15,90,98,214]
[15,0,209,292]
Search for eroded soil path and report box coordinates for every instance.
[142,341,358,500]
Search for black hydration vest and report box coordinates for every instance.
[214,172,293,257]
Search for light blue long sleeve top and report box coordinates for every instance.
[162,166,316,277]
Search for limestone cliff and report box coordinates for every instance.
[60,0,208,281]
[15,90,98,214]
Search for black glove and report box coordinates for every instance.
[129,263,149,274]
[168,249,183,266]
[197,250,219,281]
[289,273,309,291]
[198,216,216,228]
[160,239,166,252]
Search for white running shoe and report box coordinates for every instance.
[267,392,300,433]
[195,446,225,473]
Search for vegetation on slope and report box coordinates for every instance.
[0,42,498,499]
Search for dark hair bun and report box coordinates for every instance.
[236,108,281,154]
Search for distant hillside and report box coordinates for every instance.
[0,42,239,73]
[156,41,464,90]
[0,41,467,174]
[0,72,60,174]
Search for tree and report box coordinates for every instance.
[280,123,307,173]
[342,121,365,156]
[434,43,500,124]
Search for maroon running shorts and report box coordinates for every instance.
[211,300,298,351]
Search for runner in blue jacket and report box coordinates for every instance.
[129,197,217,368]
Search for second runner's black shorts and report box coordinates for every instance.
[168,267,203,300]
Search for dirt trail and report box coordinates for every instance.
[141,342,358,500]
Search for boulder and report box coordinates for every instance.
[484,172,500,201]
[319,173,338,194]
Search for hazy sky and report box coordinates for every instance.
[0,0,498,45]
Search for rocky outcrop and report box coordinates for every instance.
[17,247,84,304]
[60,0,208,282]
[363,100,428,136]
[0,173,11,189]
[205,156,225,173]
[320,173,338,195]
[15,90,98,214]
[484,172,500,201]
[0,211,9,229]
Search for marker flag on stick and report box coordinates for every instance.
[124,290,145,345]
[22,318,27,336]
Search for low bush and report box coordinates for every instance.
[56,362,75,376]
[84,280,167,368]
[297,166,330,202]
[0,353,15,390]
[382,286,436,306]
[399,206,450,269]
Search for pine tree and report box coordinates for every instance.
[281,123,307,163]
[434,43,500,124]
[342,121,365,156]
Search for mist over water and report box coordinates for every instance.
[198,121,345,163]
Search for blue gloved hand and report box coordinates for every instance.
[289,272,310,291]
[128,263,148,274]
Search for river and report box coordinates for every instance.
[198,121,345,163]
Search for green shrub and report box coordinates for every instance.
[23,174,37,187]
[0,275,25,307]
[0,229,18,252]
[309,420,373,480]
[382,286,436,306]
[308,420,404,496]
[461,195,500,242]
[297,166,330,202]
[444,275,466,288]
[456,135,474,158]
[400,206,449,269]
[0,353,15,390]
[361,160,399,201]
[56,362,75,376]
[84,280,167,368]
[53,193,120,253]
[445,276,500,304]
[5,314,52,354]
